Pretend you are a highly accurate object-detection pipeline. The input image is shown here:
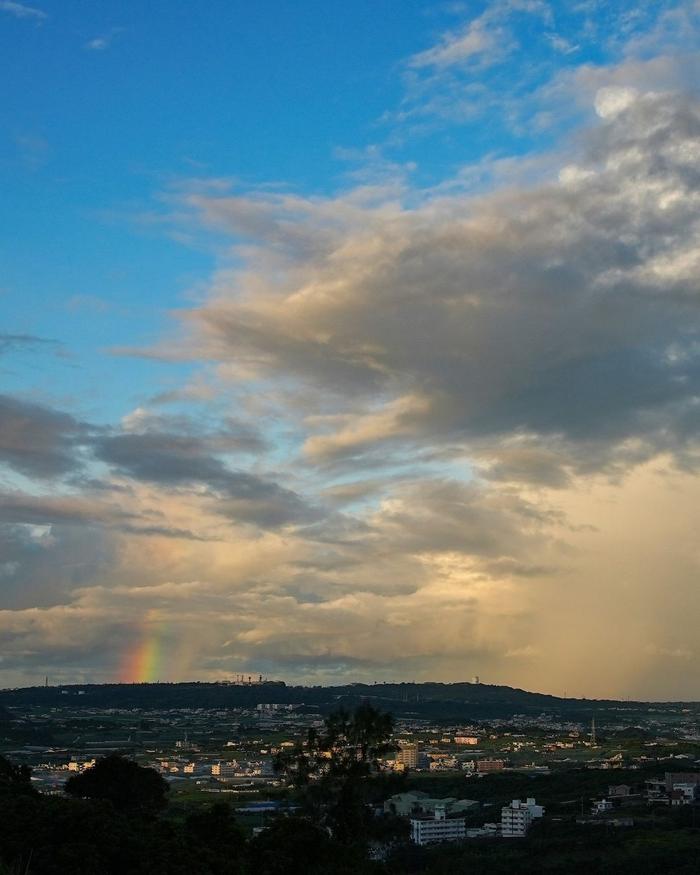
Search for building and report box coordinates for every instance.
[664,772,700,793]
[384,792,477,818]
[591,798,614,815]
[410,806,466,846]
[454,735,479,745]
[646,773,700,805]
[67,759,95,773]
[501,798,544,838]
[211,762,238,778]
[670,784,699,806]
[396,742,419,770]
[608,784,633,798]
[478,759,506,774]
[429,756,458,771]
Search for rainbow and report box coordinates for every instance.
[120,616,166,683]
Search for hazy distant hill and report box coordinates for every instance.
[0,681,690,721]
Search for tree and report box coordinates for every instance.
[274,703,396,845]
[248,816,364,875]
[184,802,246,874]
[64,754,168,813]
[0,755,34,797]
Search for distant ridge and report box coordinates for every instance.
[1,681,692,721]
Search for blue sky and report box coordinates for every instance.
[2,0,700,697]
[0,0,673,417]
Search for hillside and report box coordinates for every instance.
[0,681,688,722]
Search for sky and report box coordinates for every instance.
[1,0,700,699]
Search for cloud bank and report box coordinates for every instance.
[2,3,700,699]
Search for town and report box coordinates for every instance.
[1,681,699,872]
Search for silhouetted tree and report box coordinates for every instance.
[248,816,369,875]
[0,755,34,797]
[64,754,168,813]
[274,703,396,845]
[184,802,246,873]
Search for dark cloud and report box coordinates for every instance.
[93,432,317,528]
[0,520,116,610]
[0,333,62,356]
[0,394,88,478]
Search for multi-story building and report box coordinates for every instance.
[501,798,544,837]
[396,742,419,770]
[454,736,479,745]
[410,806,466,846]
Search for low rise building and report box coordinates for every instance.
[670,783,699,806]
[67,759,95,773]
[592,798,614,815]
[478,759,506,774]
[384,792,477,817]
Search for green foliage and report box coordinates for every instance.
[274,703,396,843]
[64,754,168,813]
[1,745,699,875]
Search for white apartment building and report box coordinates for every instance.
[501,798,544,837]
[410,806,466,846]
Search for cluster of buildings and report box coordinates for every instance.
[390,736,508,775]
[156,756,276,782]
[405,796,545,846]
[645,772,700,806]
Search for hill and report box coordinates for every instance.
[1,681,691,722]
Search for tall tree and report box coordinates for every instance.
[65,754,168,813]
[274,703,396,844]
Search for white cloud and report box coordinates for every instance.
[0,1,46,20]
[84,28,123,52]
[409,18,500,69]
[594,85,639,118]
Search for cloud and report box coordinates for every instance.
[4,4,700,699]
[407,1,552,71]
[173,89,700,479]
[0,333,61,356]
[0,1,46,20]
[92,430,317,528]
[409,17,501,70]
[84,28,123,52]
[0,395,88,478]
